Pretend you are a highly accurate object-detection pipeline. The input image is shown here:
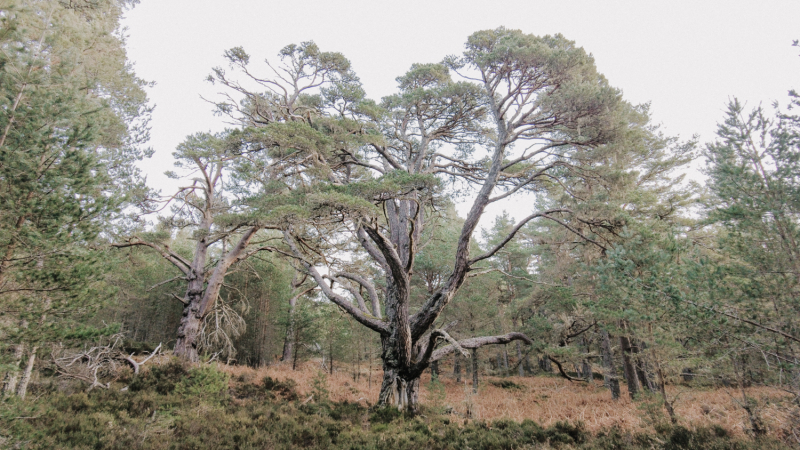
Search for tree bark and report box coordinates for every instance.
[377,366,420,411]
[516,341,525,377]
[600,329,620,400]
[454,353,461,382]
[620,334,640,399]
[632,339,656,392]
[174,295,203,362]
[577,337,591,381]
[16,346,37,399]
[539,356,552,373]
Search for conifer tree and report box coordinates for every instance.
[0,0,152,394]
[209,29,630,410]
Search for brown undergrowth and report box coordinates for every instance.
[219,360,792,437]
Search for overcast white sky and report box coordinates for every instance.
[122,0,800,220]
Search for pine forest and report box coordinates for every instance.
[1,1,800,448]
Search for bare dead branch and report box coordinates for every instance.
[429,332,533,363]
[548,355,589,383]
[124,343,163,375]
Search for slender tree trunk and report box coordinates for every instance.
[16,347,37,399]
[258,303,270,367]
[472,348,479,393]
[580,337,592,381]
[523,351,531,375]
[355,345,361,382]
[0,7,54,150]
[649,337,676,423]
[600,329,620,400]
[0,212,33,288]
[539,356,552,373]
[292,341,299,370]
[620,334,640,399]
[732,355,766,436]
[516,341,524,377]
[329,340,334,375]
[282,286,314,362]
[502,346,509,375]
[454,353,461,382]
[632,339,656,392]
[2,344,24,397]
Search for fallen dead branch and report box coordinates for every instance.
[51,334,163,390]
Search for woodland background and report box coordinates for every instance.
[1,1,800,448]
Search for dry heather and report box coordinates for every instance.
[219,360,792,437]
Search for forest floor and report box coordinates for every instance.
[3,357,795,449]
[221,360,793,437]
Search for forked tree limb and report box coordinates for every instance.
[356,226,390,272]
[197,225,261,317]
[415,320,460,361]
[325,275,369,313]
[362,224,409,288]
[488,162,560,203]
[283,229,389,334]
[334,272,381,318]
[409,124,510,339]
[429,332,533,363]
[408,328,469,378]
[123,343,163,375]
[112,239,192,275]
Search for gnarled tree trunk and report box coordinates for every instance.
[377,366,420,411]
[174,300,202,362]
